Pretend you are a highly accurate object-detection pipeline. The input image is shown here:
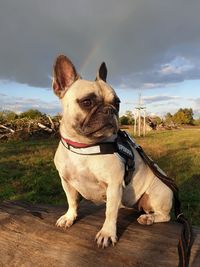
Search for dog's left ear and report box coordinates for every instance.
[52,55,78,98]
[96,62,107,82]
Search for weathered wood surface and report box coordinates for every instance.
[0,201,199,267]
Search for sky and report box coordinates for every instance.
[0,0,200,118]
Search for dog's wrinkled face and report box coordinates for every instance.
[52,55,120,143]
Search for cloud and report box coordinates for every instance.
[142,95,181,104]
[0,93,7,97]
[188,97,200,117]
[159,57,194,75]
[1,0,200,89]
[118,56,200,89]
[0,94,60,115]
[194,98,200,106]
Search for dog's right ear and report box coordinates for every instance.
[52,55,78,98]
[96,62,107,82]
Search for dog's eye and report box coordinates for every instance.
[81,99,92,107]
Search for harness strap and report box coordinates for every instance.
[117,130,135,185]
[61,134,135,186]
[120,130,193,267]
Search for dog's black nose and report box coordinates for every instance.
[103,106,115,115]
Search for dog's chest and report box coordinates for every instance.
[67,164,107,203]
[55,145,109,203]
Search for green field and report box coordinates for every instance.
[0,129,200,225]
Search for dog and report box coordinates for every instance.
[53,55,173,248]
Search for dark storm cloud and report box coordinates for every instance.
[0,0,200,88]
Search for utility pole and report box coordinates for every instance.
[134,92,146,137]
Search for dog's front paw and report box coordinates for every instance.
[137,214,154,225]
[95,227,118,248]
[56,211,77,229]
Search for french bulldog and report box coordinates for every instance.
[53,55,173,248]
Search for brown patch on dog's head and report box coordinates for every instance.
[52,55,79,98]
[72,82,120,140]
[53,55,120,143]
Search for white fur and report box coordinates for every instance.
[55,137,173,247]
[53,59,173,248]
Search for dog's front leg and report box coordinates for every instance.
[96,182,122,248]
[56,177,79,229]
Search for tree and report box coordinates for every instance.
[181,108,194,124]
[173,111,187,125]
[19,109,44,119]
[125,110,134,125]
[153,116,162,125]
[119,115,129,125]
[173,108,194,125]
[0,110,18,122]
[165,112,173,125]
[119,111,134,125]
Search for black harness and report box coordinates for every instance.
[116,130,135,185]
[61,130,135,186]
[61,130,193,267]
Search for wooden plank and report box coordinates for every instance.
[0,201,199,267]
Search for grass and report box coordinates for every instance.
[0,138,66,204]
[133,128,200,226]
[0,129,200,225]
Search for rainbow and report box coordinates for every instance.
[80,42,102,74]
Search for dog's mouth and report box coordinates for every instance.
[76,122,118,139]
[86,123,114,135]
[72,105,119,140]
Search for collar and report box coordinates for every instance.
[61,135,118,155]
[60,130,135,159]
[61,136,91,148]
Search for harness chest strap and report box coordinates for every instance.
[61,134,135,186]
